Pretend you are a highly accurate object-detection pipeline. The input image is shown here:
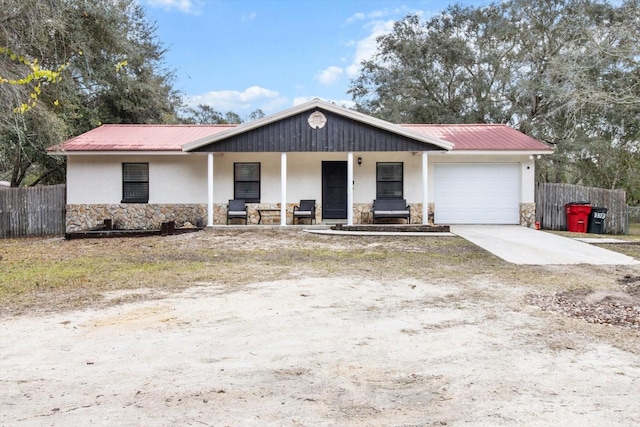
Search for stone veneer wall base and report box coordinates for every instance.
[68,201,443,231]
[66,204,208,232]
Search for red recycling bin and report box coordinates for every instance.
[565,203,591,233]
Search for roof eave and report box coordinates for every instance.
[445,149,555,155]
[48,150,188,156]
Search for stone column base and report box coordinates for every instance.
[520,203,536,227]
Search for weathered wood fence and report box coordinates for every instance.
[535,183,628,235]
[0,185,66,238]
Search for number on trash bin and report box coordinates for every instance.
[593,212,606,219]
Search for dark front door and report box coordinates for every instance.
[322,161,347,219]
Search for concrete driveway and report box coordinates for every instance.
[451,225,638,265]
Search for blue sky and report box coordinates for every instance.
[142,0,489,119]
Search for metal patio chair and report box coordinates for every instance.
[292,199,316,225]
[227,199,248,225]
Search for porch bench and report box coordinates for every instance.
[371,199,410,224]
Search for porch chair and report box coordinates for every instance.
[227,199,248,225]
[292,199,316,225]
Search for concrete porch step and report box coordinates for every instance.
[332,224,450,233]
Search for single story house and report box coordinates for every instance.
[49,99,553,231]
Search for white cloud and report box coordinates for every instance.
[242,12,257,21]
[334,99,356,109]
[368,10,387,19]
[345,6,416,25]
[242,86,279,100]
[345,8,396,25]
[293,96,317,106]
[317,66,344,86]
[345,12,365,24]
[293,97,355,110]
[300,10,402,106]
[346,19,396,78]
[258,97,290,114]
[145,0,202,14]
[340,5,424,80]
[187,86,287,115]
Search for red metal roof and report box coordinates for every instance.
[400,124,551,151]
[49,124,235,152]
[49,122,551,153]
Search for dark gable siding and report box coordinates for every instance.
[191,109,446,153]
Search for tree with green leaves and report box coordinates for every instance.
[349,4,522,124]
[0,0,181,186]
[179,105,266,124]
[349,0,640,204]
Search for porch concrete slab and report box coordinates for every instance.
[574,238,633,244]
[451,225,638,265]
[304,229,455,237]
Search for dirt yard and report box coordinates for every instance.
[1,229,639,425]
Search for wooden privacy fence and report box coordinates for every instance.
[0,185,66,238]
[535,183,627,235]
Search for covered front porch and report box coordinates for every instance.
[203,150,436,226]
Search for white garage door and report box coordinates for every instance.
[434,163,520,224]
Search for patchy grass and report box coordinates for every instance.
[0,229,637,316]
[548,225,640,259]
[552,224,640,241]
[601,244,640,260]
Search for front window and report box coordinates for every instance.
[376,162,403,199]
[122,163,149,203]
[234,162,260,203]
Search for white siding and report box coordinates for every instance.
[66,152,535,215]
[218,152,425,204]
[67,155,207,204]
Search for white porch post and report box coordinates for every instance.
[281,152,287,226]
[347,152,354,226]
[422,151,429,225]
[207,152,214,227]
